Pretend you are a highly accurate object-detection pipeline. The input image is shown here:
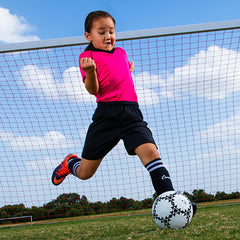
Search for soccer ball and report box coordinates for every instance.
[152,191,193,229]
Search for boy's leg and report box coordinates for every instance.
[135,143,174,195]
[52,154,102,185]
[135,143,197,216]
[75,158,102,180]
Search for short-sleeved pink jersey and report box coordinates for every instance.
[79,47,138,103]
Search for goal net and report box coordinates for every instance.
[0,20,239,222]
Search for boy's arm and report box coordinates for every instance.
[80,58,99,95]
[130,61,134,72]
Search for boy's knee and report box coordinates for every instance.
[76,170,94,180]
[76,158,102,180]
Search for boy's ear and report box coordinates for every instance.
[85,32,92,41]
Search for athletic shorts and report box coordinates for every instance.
[81,101,156,160]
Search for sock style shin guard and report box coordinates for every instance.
[67,157,81,177]
[145,158,174,196]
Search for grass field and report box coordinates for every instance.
[0,202,239,240]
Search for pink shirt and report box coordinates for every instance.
[79,47,138,103]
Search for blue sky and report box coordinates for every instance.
[0,1,240,208]
[1,0,240,43]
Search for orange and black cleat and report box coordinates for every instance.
[52,154,79,186]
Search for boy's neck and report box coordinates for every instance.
[89,42,115,54]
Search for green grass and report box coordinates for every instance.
[0,204,239,240]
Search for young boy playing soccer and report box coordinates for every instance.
[51,10,197,215]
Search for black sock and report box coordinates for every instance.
[67,157,81,177]
[145,158,174,195]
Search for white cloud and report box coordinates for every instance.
[18,45,240,104]
[25,156,59,171]
[136,87,160,105]
[19,65,162,105]
[0,7,40,43]
[18,65,95,103]
[0,130,76,151]
[197,108,240,142]
[194,108,240,184]
[133,71,164,105]
[61,66,95,103]
[133,71,166,87]
[134,45,240,102]
[196,143,240,161]
[18,64,58,97]
[164,46,240,100]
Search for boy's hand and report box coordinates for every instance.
[80,58,96,73]
[130,61,134,72]
[80,57,99,95]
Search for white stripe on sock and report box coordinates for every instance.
[72,162,80,176]
[146,159,163,171]
[148,165,165,173]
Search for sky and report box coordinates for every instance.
[1,0,240,43]
[0,0,240,208]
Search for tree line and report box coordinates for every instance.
[0,189,239,224]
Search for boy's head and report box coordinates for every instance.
[85,11,115,33]
[84,11,116,51]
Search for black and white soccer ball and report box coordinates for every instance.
[152,191,193,229]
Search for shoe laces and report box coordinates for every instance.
[56,162,69,177]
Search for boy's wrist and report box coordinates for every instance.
[84,66,96,74]
[85,69,96,76]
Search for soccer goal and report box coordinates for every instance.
[0,20,240,223]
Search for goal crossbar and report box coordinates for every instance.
[0,19,240,53]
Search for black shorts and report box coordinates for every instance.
[81,101,156,160]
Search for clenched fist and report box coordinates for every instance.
[80,57,96,73]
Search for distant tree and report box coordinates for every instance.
[215,191,227,200]
[141,198,153,208]
[230,191,240,199]
[65,208,81,217]
[1,190,239,223]
[0,204,26,217]
[0,209,8,220]
[54,204,71,218]
[55,193,81,205]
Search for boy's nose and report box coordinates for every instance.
[105,32,111,38]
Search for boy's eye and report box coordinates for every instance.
[98,31,114,35]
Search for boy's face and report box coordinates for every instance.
[85,17,116,51]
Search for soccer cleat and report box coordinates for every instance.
[52,154,79,186]
[192,202,197,217]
